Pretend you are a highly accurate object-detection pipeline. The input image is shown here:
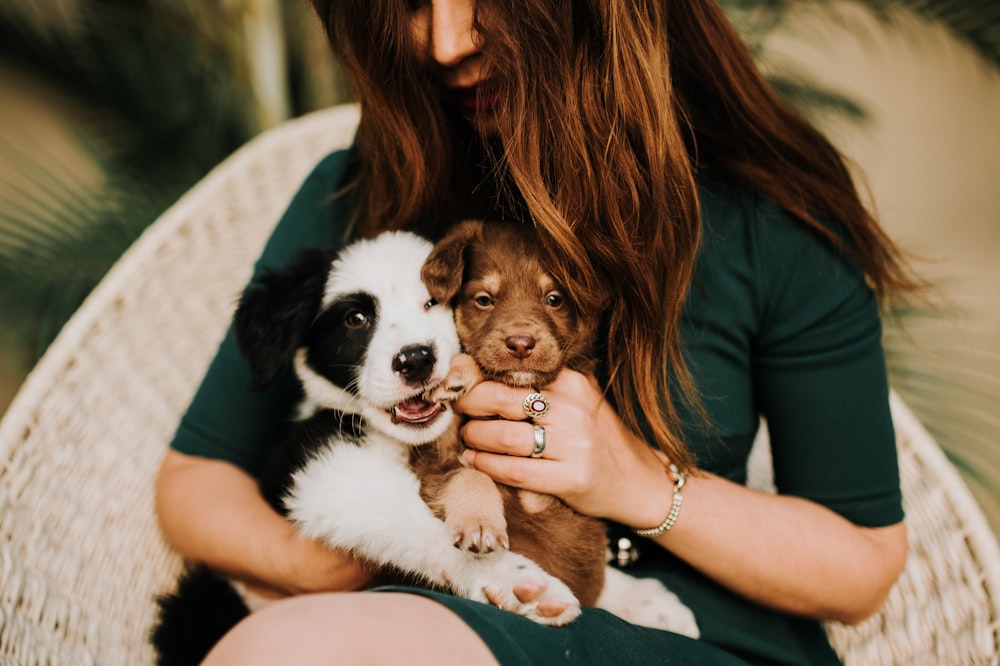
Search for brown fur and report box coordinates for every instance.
[413,220,608,607]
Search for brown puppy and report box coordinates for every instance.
[417,220,608,608]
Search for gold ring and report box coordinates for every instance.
[523,392,550,419]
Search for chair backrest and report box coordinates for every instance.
[1,103,998,665]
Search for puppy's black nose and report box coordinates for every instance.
[392,344,436,384]
[505,335,536,360]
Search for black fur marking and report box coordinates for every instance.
[304,292,378,394]
[151,566,250,666]
[234,247,341,390]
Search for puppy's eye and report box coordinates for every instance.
[424,298,438,310]
[544,292,565,308]
[473,293,494,308]
[344,310,369,329]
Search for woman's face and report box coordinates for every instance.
[409,0,500,124]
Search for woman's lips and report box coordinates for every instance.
[453,83,500,113]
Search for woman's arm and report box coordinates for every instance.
[655,470,906,624]
[155,449,373,597]
[456,371,907,625]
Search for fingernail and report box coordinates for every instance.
[462,450,475,466]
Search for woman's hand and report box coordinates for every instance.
[455,370,907,624]
[454,368,674,528]
[237,534,374,600]
[156,450,375,597]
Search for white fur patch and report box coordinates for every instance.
[286,432,446,567]
[597,566,700,638]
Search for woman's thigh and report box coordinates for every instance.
[201,591,499,666]
[202,587,750,666]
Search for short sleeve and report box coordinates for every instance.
[751,199,902,527]
[169,150,356,474]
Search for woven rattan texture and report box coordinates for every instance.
[1,104,998,665]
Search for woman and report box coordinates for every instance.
[156,1,919,663]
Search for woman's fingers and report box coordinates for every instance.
[460,417,546,458]
[455,367,600,427]
[455,380,546,422]
[462,448,565,492]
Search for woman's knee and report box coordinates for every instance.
[201,592,498,666]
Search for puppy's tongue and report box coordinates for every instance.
[392,397,445,425]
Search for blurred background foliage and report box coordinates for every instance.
[1,0,998,528]
[0,0,351,367]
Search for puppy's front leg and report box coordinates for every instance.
[427,468,508,554]
[421,355,506,553]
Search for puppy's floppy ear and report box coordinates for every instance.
[421,219,483,304]
[233,247,338,390]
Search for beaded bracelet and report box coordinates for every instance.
[632,463,687,538]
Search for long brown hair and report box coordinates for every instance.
[310,0,921,469]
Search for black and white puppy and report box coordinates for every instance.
[152,231,578,666]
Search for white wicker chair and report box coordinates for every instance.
[0,103,997,665]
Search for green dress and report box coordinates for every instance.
[171,150,902,666]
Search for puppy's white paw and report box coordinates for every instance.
[597,566,700,638]
[451,551,581,626]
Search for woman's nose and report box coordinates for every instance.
[429,0,480,68]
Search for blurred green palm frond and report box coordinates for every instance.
[1,133,160,359]
[0,0,345,367]
[723,0,1000,69]
[722,0,1000,123]
[858,0,1000,66]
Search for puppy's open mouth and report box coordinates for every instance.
[390,397,446,426]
